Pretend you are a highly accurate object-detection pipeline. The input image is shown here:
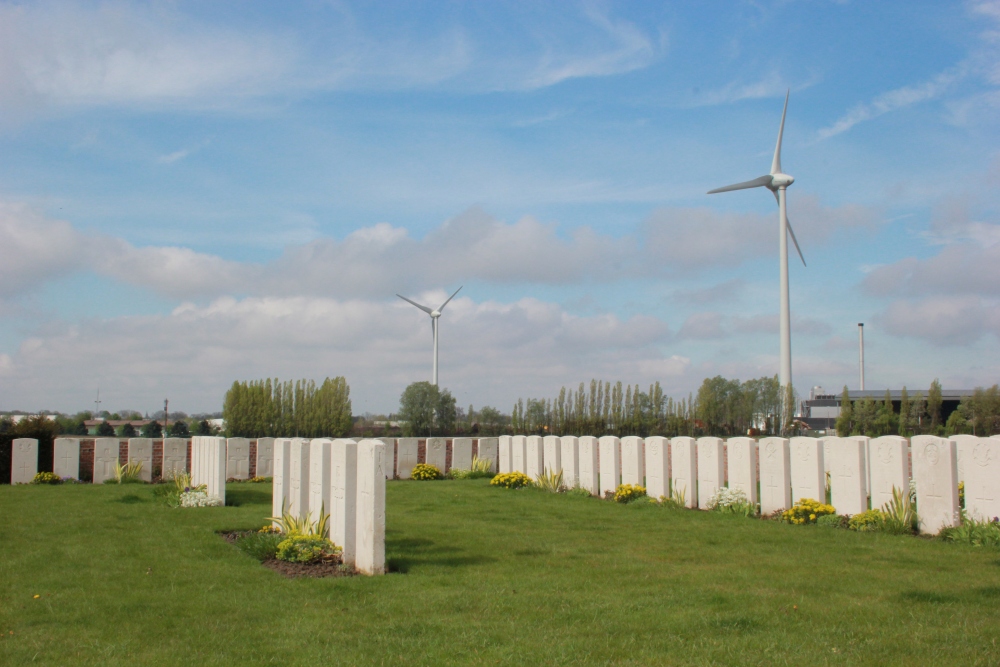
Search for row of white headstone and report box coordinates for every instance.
[496,434,1000,534]
[271,438,387,575]
[390,437,499,478]
[7,437,278,485]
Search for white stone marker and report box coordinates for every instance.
[11,438,38,484]
[512,436,527,474]
[127,438,153,482]
[855,435,872,496]
[560,436,580,488]
[621,436,645,488]
[829,437,867,516]
[952,434,979,485]
[498,436,513,474]
[309,439,333,530]
[375,438,395,479]
[272,438,291,522]
[396,438,418,479]
[670,437,698,508]
[819,436,834,475]
[965,437,1000,521]
[226,438,251,480]
[644,436,670,499]
[93,438,120,483]
[696,437,725,509]
[758,437,791,515]
[526,436,544,480]
[726,437,758,505]
[288,438,311,519]
[598,436,622,498]
[868,436,909,511]
[452,438,473,471]
[53,438,80,480]
[191,436,227,503]
[578,436,600,496]
[789,437,825,504]
[426,437,447,471]
[355,439,386,575]
[543,435,562,476]
[256,438,275,478]
[912,435,959,534]
[476,438,499,473]
[331,439,358,564]
[162,438,187,478]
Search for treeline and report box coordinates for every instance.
[223,377,352,438]
[837,381,1000,437]
[509,376,794,438]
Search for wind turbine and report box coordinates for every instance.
[396,286,463,386]
[707,90,805,392]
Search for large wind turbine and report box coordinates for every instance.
[707,91,805,392]
[396,287,463,386]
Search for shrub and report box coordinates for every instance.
[534,469,564,493]
[106,460,144,484]
[235,531,283,561]
[31,471,62,485]
[179,490,224,507]
[959,481,965,508]
[849,509,885,532]
[490,472,531,489]
[268,502,330,537]
[661,486,688,509]
[613,484,647,504]
[141,421,163,438]
[880,485,918,535]
[782,498,836,525]
[275,534,341,563]
[118,423,137,438]
[705,487,758,517]
[940,516,1000,547]
[817,514,848,529]
[248,476,272,483]
[96,421,115,436]
[451,456,496,479]
[567,486,592,498]
[411,463,443,480]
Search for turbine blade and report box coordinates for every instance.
[786,218,806,267]
[396,294,433,315]
[438,285,463,311]
[771,188,779,205]
[771,90,789,175]
[707,175,773,195]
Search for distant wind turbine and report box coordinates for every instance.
[396,286,463,386]
[707,90,805,391]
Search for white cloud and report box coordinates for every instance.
[875,296,1000,345]
[0,202,88,297]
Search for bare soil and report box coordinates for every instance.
[219,530,358,579]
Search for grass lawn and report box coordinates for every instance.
[3,479,1000,666]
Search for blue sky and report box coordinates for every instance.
[0,1,998,416]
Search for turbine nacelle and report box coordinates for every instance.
[769,173,794,188]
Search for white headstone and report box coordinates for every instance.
[272,438,291,522]
[191,436,226,503]
[577,436,599,496]
[498,435,513,473]
[53,438,80,480]
[543,435,562,476]
[559,436,580,488]
[964,437,1000,521]
[127,438,153,482]
[226,438,251,480]
[375,438,395,479]
[288,438,311,519]
[355,439,386,575]
[452,438,473,471]
[911,435,959,534]
[11,438,38,484]
[696,437,724,509]
[309,439,333,531]
[829,437,867,516]
[726,437,758,504]
[396,438,418,479]
[526,436,544,480]
[598,436,621,497]
[162,438,187,478]
[644,436,670,499]
[952,434,979,485]
[476,438,499,472]
[789,437,825,504]
[331,439,358,564]
[855,435,871,496]
[758,437,791,515]
[670,437,698,508]
[426,437,447,471]
[93,438,120,483]
[819,436,834,475]
[868,436,909,511]
[621,436,645,488]
[256,438,275,478]
[512,436,527,474]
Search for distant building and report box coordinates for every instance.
[799,386,974,432]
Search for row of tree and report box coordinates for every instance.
[223,377,353,438]
[836,381,1000,437]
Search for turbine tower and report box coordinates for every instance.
[707,91,805,392]
[396,286,463,386]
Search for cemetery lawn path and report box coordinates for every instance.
[2,480,1000,666]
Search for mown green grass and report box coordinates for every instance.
[2,479,1000,666]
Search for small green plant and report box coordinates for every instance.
[959,481,965,508]
[490,472,531,489]
[849,509,885,532]
[31,472,63,485]
[817,514,848,529]
[411,463,443,480]
[248,476,272,483]
[613,484,647,504]
[235,531,283,561]
[880,485,918,535]
[939,516,1000,547]
[107,460,144,484]
[705,487,758,517]
[268,501,331,537]
[451,456,496,479]
[275,534,342,563]
[782,498,836,525]
[534,469,564,493]
[661,486,687,509]
[566,486,592,498]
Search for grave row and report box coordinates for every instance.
[495,434,1000,534]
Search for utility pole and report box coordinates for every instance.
[94,388,102,417]
[163,399,169,436]
[858,323,865,391]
